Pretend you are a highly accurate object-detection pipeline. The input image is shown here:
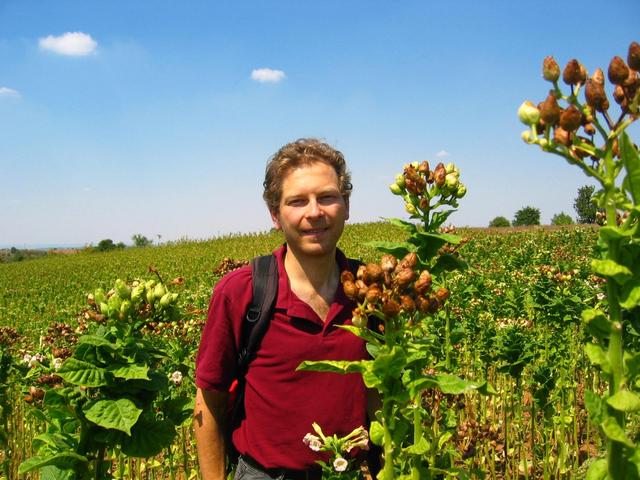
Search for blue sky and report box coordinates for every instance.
[1,0,639,247]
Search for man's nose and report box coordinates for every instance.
[306,199,323,218]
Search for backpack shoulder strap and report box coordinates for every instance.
[237,254,278,374]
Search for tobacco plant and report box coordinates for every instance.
[519,41,640,479]
[18,274,193,479]
[300,161,492,479]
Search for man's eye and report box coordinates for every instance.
[288,199,306,207]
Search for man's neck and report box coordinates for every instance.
[283,246,339,293]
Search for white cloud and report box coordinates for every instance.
[0,87,20,98]
[39,32,97,56]
[251,68,286,83]
[435,150,450,158]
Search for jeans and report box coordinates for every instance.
[233,456,321,480]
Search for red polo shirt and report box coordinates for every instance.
[195,245,368,470]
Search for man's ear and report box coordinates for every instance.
[269,208,281,230]
[344,197,350,221]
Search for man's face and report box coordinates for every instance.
[270,161,349,258]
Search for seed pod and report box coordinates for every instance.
[414,270,432,295]
[343,280,358,301]
[365,285,383,303]
[416,295,431,314]
[539,94,561,127]
[433,163,447,187]
[435,287,450,302]
[517,101,541,126]
[341,270,355,283]
[591,67,605,86]
[380,254,397,273]
[355,280,368,300]
[419,197,429,210]
[583,123,596,136]
[351,308,367,328]
[394,268,416,289]
[559,105,582,132]
[427,294,442,313]
[563,59,582,85]
[542,56,560,82]
[628,41,640,71]
[613,85,626,104]
[401,252,418,269]
[356,265,366,280]
[608,56,629,85]
[585,79,609,112]
[418,160,430,174]
[400,295,416,313]
[381,299,400,317]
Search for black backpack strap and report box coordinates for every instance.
[227,254,278,465]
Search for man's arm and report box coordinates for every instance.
[194,387,229,480]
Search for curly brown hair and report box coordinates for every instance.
[263,138,352,212]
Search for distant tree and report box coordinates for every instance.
[97,239,116,252]
[116,242,126,249]
[574,185,597,224]
[489,216,511,227]
[551,212,573,225]
[132,234,153,248]
[10,247,17,254]
[513,206,541,226]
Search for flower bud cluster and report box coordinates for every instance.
[303,423,369,474]
[389,160,466,219]
[519,41,639,160]
[343,252,450,327]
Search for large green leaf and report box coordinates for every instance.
[591,259,633,285]
[383,217,418,234]
[585,459,608,480]
[620,284,640,310]
[601,416,635,448]
[431,253,468,275]
[77,334,118,351]
[365,241,415,258]
[369,421,384,446]
[162,396,194,426]
[372,346,407,379]
[107,363,149,381]
[83,399,142,435]
[582,309,612,341]
[404,437,429,455]
[584,343,610,374]
[18,452,88,474]
[57,358,109,387]
[32,433,75,452]
[40,465,77,480]
[433,374,487,395]
[607,390,640,412]
[121,417,176,457]
[296,359,368,375]
[621,132,640,204]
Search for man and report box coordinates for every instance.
[194,138,371,480]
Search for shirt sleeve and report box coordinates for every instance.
[194,268,251,391]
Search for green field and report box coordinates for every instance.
[0,223,607,478]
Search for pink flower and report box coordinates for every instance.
[303,433,322,452]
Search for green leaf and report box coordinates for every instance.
[162,396,194,426]
[411,231,460,263]
[18,452,88,474]
[57,358,109,387]
[40,465,76,480]
[627,353,640,380]
[591,259,633,285]
[121,417,176,457]
[607,390,640,412]
[32,433,75,452]
[404,437,429,455]
[585,459,608,480]
[620,284,640,310]
[582,309,612,341]
[365,241,415,258]
[600,226,633,241]
[434,374,484,395]
[621,132,640,204]
[369,421,384,446]
[107,363,149,381]
[601,416,635,448]
[372,346,407,379]
[383,217,418,234]
[76,334,119,351]
[584,343,610,373]
[296,359,368,375]
[83,399,142,435]
[584,390,606,424]
[431,254,468,275]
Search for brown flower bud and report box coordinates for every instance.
[579,63,588,84]
[542,56,560,82]
[381,299,401,317]
[434,163,446,187]
[343,281,358,300]
[401,252,418,269]
[419,197,429,210]
[628,41,640,71]
[341,270,355,284]
[400,295,415,313]
[539,93,561,127]
[427,170,435,184]
[559,105,582,132]
[355,280,368,301]
[583,123,596,136]
[418,160,430,174]
[351,307,367,328]
[592,68,605,86]
[553,127,571,147]
[585,79,609,112]
[394,268,416,289]
[435,287,451,302]
[380,254,397,273]
[414,270,433,295]
[608,56,629,85]
[363,263,384,285]
[613,85,626,104]
[356,265,366,280]
[563,59,582,85]
[365,284,383,303]
[383,271,392,288]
